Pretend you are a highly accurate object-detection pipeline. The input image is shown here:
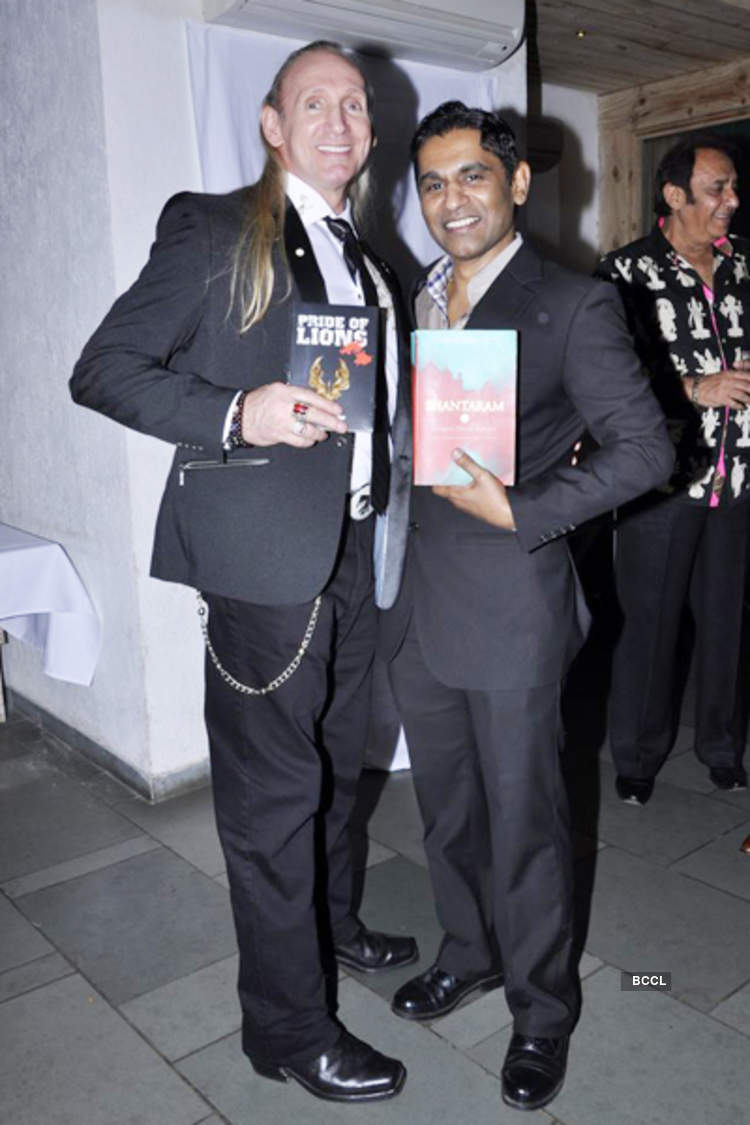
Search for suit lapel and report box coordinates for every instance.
[283,201,328,303]
[466,242,543,329]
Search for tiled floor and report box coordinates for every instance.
[1,662,749,1125]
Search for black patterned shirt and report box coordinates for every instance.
[596,225,750,505]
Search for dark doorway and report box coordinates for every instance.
[641,119,750,238]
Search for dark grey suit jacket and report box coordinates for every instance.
[382,241,674,691]
[70,188,412,608]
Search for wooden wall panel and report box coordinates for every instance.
[599,56,750,253]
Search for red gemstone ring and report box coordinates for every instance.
[292,402,309,417]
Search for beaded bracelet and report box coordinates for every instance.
[228,390,249,448]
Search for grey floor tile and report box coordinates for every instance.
[578,951,604,978]
[0,717,42,758]
[433,983,512,1049]
[114,786,226,877]
[469,966,750,1124]
[550,966,750,1125]
[121,955,241,1061]
[35,733,137,807]
[593,762,747,864]
[2,835,159,898]
[358,772,428,869]
[582,847,750,1011]
[658,749,715,794]
[0,952,73,1003]
[0,769,142,882]
[351,831,397,870]
[707,784,750,812]
[178,976,550,1124]
[0,974,209,1125]
[15,847,237,1005]
[671,819,750,901]
[347,856,443,1001]
[670,724,700,757]
[467,1029,505,1077]
[712,982,750,1037]
[0,751,58,790]
[0,894,53,972]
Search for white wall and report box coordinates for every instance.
[1,0,525,797]
[1,0,152,784]
[525,82,600,273]
[2,0,208,797]
[96,0,208,796]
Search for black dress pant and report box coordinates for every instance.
[203,515,376,1068]
[389,618,578,1038]
[610,495,749,779]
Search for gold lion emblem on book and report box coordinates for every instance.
[309,355,350,401]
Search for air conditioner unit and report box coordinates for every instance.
[206,0,525,72]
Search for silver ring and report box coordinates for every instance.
[293,419,306,436]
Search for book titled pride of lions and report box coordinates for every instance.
[411,329,518,486]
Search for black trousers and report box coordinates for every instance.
[203,515,376,1068]
[610,495,750,778]
[389,619,578,1038]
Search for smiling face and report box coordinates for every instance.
[260,50,373,212]
[665,147,739,247]
[416,128,530,275]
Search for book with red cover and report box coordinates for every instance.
[288,302,379,432]
[412,329,518,485]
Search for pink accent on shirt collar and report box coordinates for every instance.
[658,215,732,252]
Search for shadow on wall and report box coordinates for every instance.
[523,115,598,274]
[357,51,423,289]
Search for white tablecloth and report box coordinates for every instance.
[0,523,101,685]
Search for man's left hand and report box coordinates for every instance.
[432,449,516,530]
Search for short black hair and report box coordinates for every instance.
[410,100,519,183]
[654,132,738,216]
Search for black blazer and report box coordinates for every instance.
[70,189,412,607]
[382,241,674,691]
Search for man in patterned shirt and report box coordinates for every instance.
[596,133,750,805]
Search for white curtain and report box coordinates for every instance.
[185,21,499,278]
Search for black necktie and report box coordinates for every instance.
[324,216,379,305]
[324,216,390,513]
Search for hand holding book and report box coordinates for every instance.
[433,448,516,530]
[288,301,380,433]
[238,381,347,448]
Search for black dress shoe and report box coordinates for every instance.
[615,774,654,806]
[391,963,504,1021]
[250,1029,406,1102]
[709,765,748,791]
[501,1033,569,1111]
[334,924,418,973]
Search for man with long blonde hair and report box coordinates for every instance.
[71,40,413,1105]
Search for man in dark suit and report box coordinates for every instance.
[382,102,674,1112]
[70,41,415,1105]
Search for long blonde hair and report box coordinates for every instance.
[229,41,374,334]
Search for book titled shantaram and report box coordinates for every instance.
[412,329,518,486]
[288,302,380,433]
